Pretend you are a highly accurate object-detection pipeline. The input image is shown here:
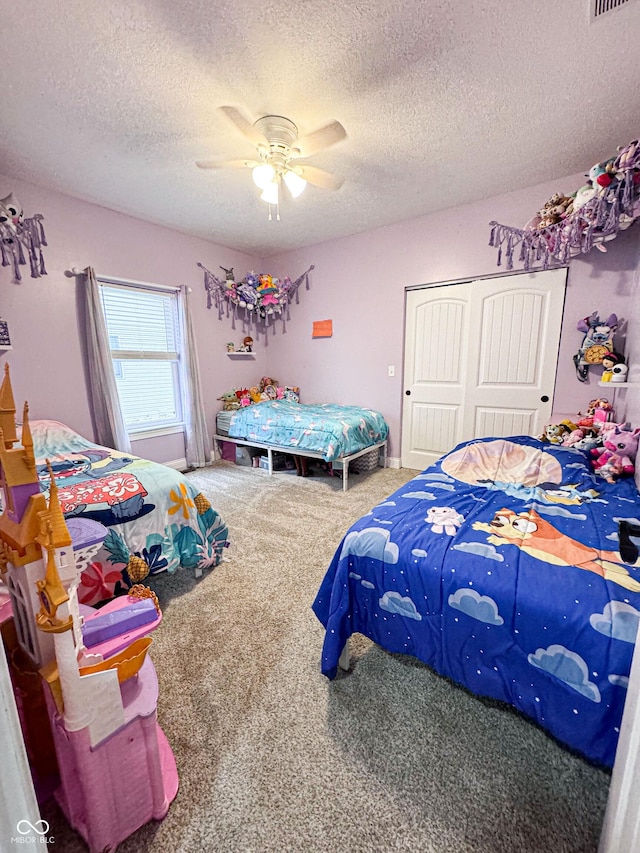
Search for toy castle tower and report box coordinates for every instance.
[35,522,125,745]
[0,364,75,666]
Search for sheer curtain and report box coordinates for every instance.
[179,285,209,468]
[82,267,131,453]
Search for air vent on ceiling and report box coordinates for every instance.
[590,0,637,22]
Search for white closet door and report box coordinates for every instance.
[401,269,567,470]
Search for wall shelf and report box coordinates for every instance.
[598,381,640,388]
[227,352,255,358]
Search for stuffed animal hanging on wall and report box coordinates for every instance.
[573,311,618,382]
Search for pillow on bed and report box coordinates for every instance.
[440,435,595,490]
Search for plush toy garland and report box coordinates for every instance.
[198,262,314,343]
[0,192,47,281]
[488,138,640,271]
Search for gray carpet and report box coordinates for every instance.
[43,461,610,852]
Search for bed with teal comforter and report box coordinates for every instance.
[227,401,389,462]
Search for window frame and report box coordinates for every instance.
[97,278,185,439]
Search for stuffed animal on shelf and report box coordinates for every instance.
[591,425,640,483]
[611,363,629,383]
[601,352,625,382]
[238,336,254,352]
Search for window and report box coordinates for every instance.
[99,282,183,435]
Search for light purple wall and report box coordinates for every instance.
[1,171,637,464]
[619,249,640,431]
[266,175,639,456]
[0,173,263,463]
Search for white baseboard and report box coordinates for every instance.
[386,456,401,469]
[165,450,216,472]
[164,457,187,471]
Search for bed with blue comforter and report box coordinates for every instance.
[30,420,229,606]
[313,435,640,766]
[228,401,389,461]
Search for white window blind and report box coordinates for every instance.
[99,283,183,432]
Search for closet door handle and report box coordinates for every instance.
[540,395,549,402]
[405,390,411,396]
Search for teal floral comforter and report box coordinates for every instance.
[228,401,388,461]
[31,420,229,605]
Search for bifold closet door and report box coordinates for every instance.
[401,268,567,470]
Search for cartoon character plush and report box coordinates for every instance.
[236,284,258,310]
[562,428,587,447]
[611,363,629,383]
[539,421,576,445]
[425,506,464,535]
[591,426,640,483]
[282,386,300,402]
[536,192,574,228]
[0,192,24,237]
[217,390,240,411]
[601,352,624,382]
[219,266,235,288]
[588,157,620,193]
[238,336,253,352]
[574,313,619,382]
[572,433,602,452]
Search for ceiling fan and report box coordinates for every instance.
[196,107,346,216]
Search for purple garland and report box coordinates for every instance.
[489,139,640,271]
[0,215,47,281]
[197,263,314,344]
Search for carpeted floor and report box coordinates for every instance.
[42,461,611,852]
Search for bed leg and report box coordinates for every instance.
[338,639,350,671]
[343,461,349,492]
[267,448,273,476]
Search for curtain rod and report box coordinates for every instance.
[64,266,180,293]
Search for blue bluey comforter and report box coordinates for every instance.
[228,401,388,461]
[313,435,640,767]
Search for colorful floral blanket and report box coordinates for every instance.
[313,435,640,767]
[31,421,229,605]
[228,401,388,461]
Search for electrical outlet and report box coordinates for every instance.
[388,365,395,377]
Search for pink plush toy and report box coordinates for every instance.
[562,428,586,447]
[591,426,640,483]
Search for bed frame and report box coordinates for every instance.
[214,434,387,492]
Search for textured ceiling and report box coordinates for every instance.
[1,0,639,257]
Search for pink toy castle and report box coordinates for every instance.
[0,365,178,852]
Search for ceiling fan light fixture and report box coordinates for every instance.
[252,163,276,190]
[260,180,279,206]
[283,169,307,199]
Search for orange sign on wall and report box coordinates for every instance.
[312,319,333,338]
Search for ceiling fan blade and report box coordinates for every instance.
[217,106,264,145]
[297,164,344,191]
[297,120,346,157]
[196,158,261,170]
